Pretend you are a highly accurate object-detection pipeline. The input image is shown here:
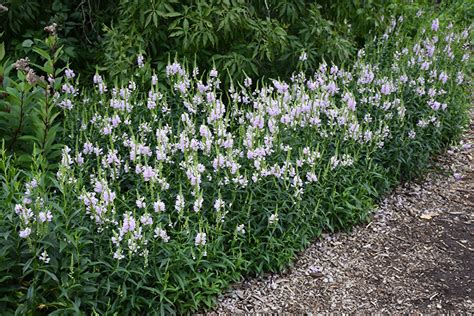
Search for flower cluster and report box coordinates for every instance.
[33,17,470,265]
[15,179,53,239]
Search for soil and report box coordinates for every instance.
[210,113,473,314]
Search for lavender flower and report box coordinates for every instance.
[153,200,166,213]
[137,55,145,68]
[209,69,218,78]
[431,18,439,32]
[121,212,136,234]
[140,214,153,226]
[38,211,53,223]
[154,227,170,242]
[19,227,32,238]
[65,69,76,79]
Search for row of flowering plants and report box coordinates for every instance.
[0,10,471,314]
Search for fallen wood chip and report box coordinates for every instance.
[420,212,439,220]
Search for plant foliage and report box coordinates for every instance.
[0,1,472,315]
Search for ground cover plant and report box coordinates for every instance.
[0,4,472,315]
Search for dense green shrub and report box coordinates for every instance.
[0,0,115,75]
[0,5,471,313]
[1,0,429,85]
[102,0,428,83]
[0,29,66,169]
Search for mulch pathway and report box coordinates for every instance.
[210,114,473,314]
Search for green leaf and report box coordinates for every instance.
[17,135,39,143]
[163,11,181,18]
[22,39,34,48]
[153,12,159,27]
[81,286,97,293]
[54,46,64,60]
[33,47,51,61]
[169,31,183,38]
[0,42,4,60]
[0,275,12,283]
[38,269,59,283]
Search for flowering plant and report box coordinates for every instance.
[0,10,471,314]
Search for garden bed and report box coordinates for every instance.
[213,113,473,313]
[0,6,471,314]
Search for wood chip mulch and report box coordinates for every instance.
[210,113,473,314]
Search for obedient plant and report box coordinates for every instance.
[0,13,471,314]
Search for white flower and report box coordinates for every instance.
[236,224,246,234]
[193,197,203,213]
[60,146,73,167]
[93,73,102,84]
[38,250,50,263]
[113,249,125,260]
[154,227,170,242]
[299,52,308,61]
[268,213,279,225]
[136,197,146,209]
[175,194,185,212]
[244,77,252,87]
[214,198,225,212]
[195,232,207,246]
[209,69,218,78]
